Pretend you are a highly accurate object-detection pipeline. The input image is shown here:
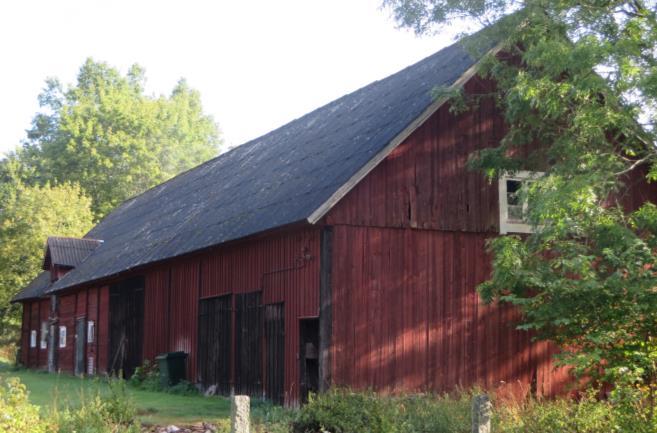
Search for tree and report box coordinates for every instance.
[17,58,221,218]
[0,175,93,346]
[383,0,657,398]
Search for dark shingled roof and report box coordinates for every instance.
[43,237,102,269]
[48,37,488,294]
[12,271,52,302]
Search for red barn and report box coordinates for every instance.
[13,34,656,405]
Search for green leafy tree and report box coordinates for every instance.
[18,58,221,217]
[0,173,93,346]
[383,0,657,399]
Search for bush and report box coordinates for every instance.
[128,359,160,391]
[292,389,472,433]
[47,378,140,433]
[0,376,47,433]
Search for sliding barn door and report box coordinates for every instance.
[108,277,145,378]
[235,292,263,396]
[264,303,285,404]
[197,295,232,394]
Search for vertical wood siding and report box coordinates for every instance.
[330,225,569,397]
[326,78,503,232]
[142,227,321,405]
[37,299,49,369]
[57,294,76,373]
[20,304,29,366]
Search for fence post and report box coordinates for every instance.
[471,394,492,433]
[231,395,250,433]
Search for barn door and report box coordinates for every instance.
[235,292,262,396]
[74,318,86,376]
[197,295,232,395]
[264,303,285,404]
[108,277,145,378]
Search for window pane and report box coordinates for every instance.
[506,179,522,205]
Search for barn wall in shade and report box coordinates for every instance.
[20,303,29,366]
[57,293,76,373]
[330,225,569,397]
[19,298,50,369]
[45,285,108,375]
[142,227,321,405]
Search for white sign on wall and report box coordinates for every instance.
[59,326,67,348]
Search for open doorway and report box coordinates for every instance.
[299,317,319,403]
[108,277,144,378]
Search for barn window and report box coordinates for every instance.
[87,320,95,343]
[40,322,48,349]
[499,171,542,234]
[30,330,37,348]
[59,326,67,348]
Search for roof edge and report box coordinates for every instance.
[306,42,503,225]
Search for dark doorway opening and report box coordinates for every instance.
[235,291,263,396]
[264,303,285,404]
[197,295,232,395]
[108,277,145,378]
[74,317,86,376]
[299,317,319,403]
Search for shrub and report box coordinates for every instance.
[129,359,160,391]
[293,389,397,433]
[292,389,473,433]
[47,378,140,433]
[166,379,198,395]
[0,376,46,433]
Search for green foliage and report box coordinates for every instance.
[383,0,657,416]
[48,378,140,433]
[129,360,197,395]
[0,376,46,433]
[128,359,160,391]
[292,388,471,433]
[0,179,93,346]
[15,58,221,218]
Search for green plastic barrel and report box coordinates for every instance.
[155,351,187,387]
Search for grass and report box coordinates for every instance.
[0,361,232,426]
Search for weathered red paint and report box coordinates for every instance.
[329,226,568,397]
[16,73,656,405]
[142,227,320,404]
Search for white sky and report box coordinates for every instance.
[0,0,465,157]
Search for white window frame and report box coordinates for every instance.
[87,320,95,344]
[499,171,543,234]
[40,322,48,349]
[30,330,37,348]
[59,325,67,348]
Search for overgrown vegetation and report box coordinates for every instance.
[129,360,198,395]
[256,387,657,433]
[0,375,140,433]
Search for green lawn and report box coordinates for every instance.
[0,362,232,426]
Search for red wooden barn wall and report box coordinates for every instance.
[20,304,29,366]
[329,226,568,397]
[20,299,49,369]
[326,78,503,233]
[50,285,108,374]
[325,77,570,397]
[142,227,321,405]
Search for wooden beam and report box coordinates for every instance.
[318,226,333,392]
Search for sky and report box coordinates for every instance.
[0,0,466,157]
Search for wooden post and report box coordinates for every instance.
[471,394,492,433]
[231,395,250,433]
[318,227,333,392]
